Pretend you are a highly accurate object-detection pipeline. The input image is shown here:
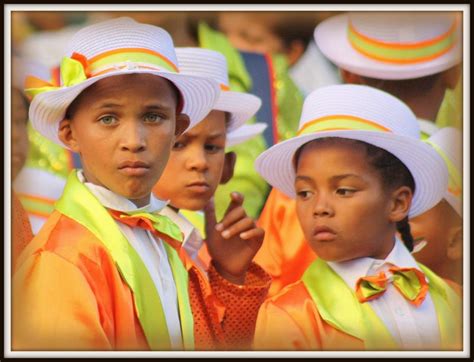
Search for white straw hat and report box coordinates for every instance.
[314,12,462,80]
[255,84,448,217]
[425,127,462,216]
[25,17,220,147]
[226,123,267,147]
[175,47,262,133]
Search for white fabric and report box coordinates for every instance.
[226,123,267,147]
[13,167,67,234]
[28,17,220,147]
[176,47,262,133]
[77,170,183,350]
[289,40,342,96]
[417,118,439,137]
[314,12,462,80]
[328,238,441,350]
[255,84,448,217]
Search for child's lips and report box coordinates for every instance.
[118,160,151,176]
[186,181,210,194]
[312,226,336,241]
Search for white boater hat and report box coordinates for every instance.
[314,12,462,80]
[226,123,267,147]
[176,47,262,133]
[255,84,448,218]
[425,127,462,216]
[25,17,220,147]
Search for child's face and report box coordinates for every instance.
[409,200,462,270]
[59,74,188,207]
[153,110,227,210]
[11,88,29,180]
[295,140,397,262]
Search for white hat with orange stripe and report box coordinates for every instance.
[175,47,262,133]
[424,127,462,216]
[25,17,220,147]
[255,84,448,218]
[314,12,462,80]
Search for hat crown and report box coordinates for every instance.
[176,47,229,87]
[299,84,419,139]
[349,12,458,44]
[63,17,179,71]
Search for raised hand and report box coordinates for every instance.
[203,192,264,285]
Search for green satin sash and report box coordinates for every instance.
[55,171,194,350]
[302,258,397,350]
[302,259,462,350]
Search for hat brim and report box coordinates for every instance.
[255,130,448,217]
[29,68,220,147]
[314,14,462,80]
[226,123,267,147]
[213,91,262,133]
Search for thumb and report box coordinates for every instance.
[203,197,217,237]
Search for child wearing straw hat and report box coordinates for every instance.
[12,17,271,351]
[409,127,463,286]
[253,84,461,351]
[255,11,463,297]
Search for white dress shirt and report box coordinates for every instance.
[327,238,441,350]
[77,171,183,350]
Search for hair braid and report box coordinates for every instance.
[396,216,415,252]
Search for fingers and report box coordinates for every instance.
[216,205,246,232]
[223,192,244,216]
[240,227,265,241]
[220,216,255,239]
[203,197,217,236]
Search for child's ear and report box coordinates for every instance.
[58,118,80,152]
[447,226,463,261]
[388,186,413,223]
[220,151,236,185]
[175,114,190,138]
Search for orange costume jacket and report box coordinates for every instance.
[12,172,271,351]
[254,258,462,351]
[256,188,315,297]
[11,191,34,271]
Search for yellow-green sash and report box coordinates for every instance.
[302,258,397,350]
[55,171,194,350]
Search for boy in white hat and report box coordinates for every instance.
[255,11,463,297]
[409,127,463,286]
[12,18,270,351]
[153,48,267,276]
[253,84,461,350]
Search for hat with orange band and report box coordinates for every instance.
[314,12,462,80]
[255,84,448,217]
[25,17,220,147]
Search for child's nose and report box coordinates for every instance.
[312,194,333,217]
[186,148,208,171]
[120,121,146,152]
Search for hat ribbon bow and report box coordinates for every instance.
[355,266,429,307]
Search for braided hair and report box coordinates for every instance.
[295,137,416,251]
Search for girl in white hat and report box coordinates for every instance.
[256,10,463,298]
[253,84,461,351]
[409,127,463,286]
[12,18,270,351]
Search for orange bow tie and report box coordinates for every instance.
[355,267,429,307]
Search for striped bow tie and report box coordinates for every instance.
[355,267,429,307]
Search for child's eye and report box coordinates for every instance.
[99,115,117,125]
[144,113,163,123]
[173,141,185,150]
[296,190,312,200]
[336,188,356,196]
[205,144,223,153]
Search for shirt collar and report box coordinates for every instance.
[327,238,422,290]
[77,169,168,213]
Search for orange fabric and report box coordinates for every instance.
[254,281,365,350]
[12,211,271,351]
[355,271,388,303]
[255,188,316,297]
[11,191,34,272]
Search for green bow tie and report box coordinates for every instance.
[355,267,429,307]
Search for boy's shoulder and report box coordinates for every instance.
[264,279,313,308]
[15,210,113,272]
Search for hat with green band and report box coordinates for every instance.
[255,84,448,218]
[25,17,220,147]
[314,12,462,80]
[424,127,462,216]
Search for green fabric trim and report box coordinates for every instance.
[56,171,195,350]
[302,259,397,350]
